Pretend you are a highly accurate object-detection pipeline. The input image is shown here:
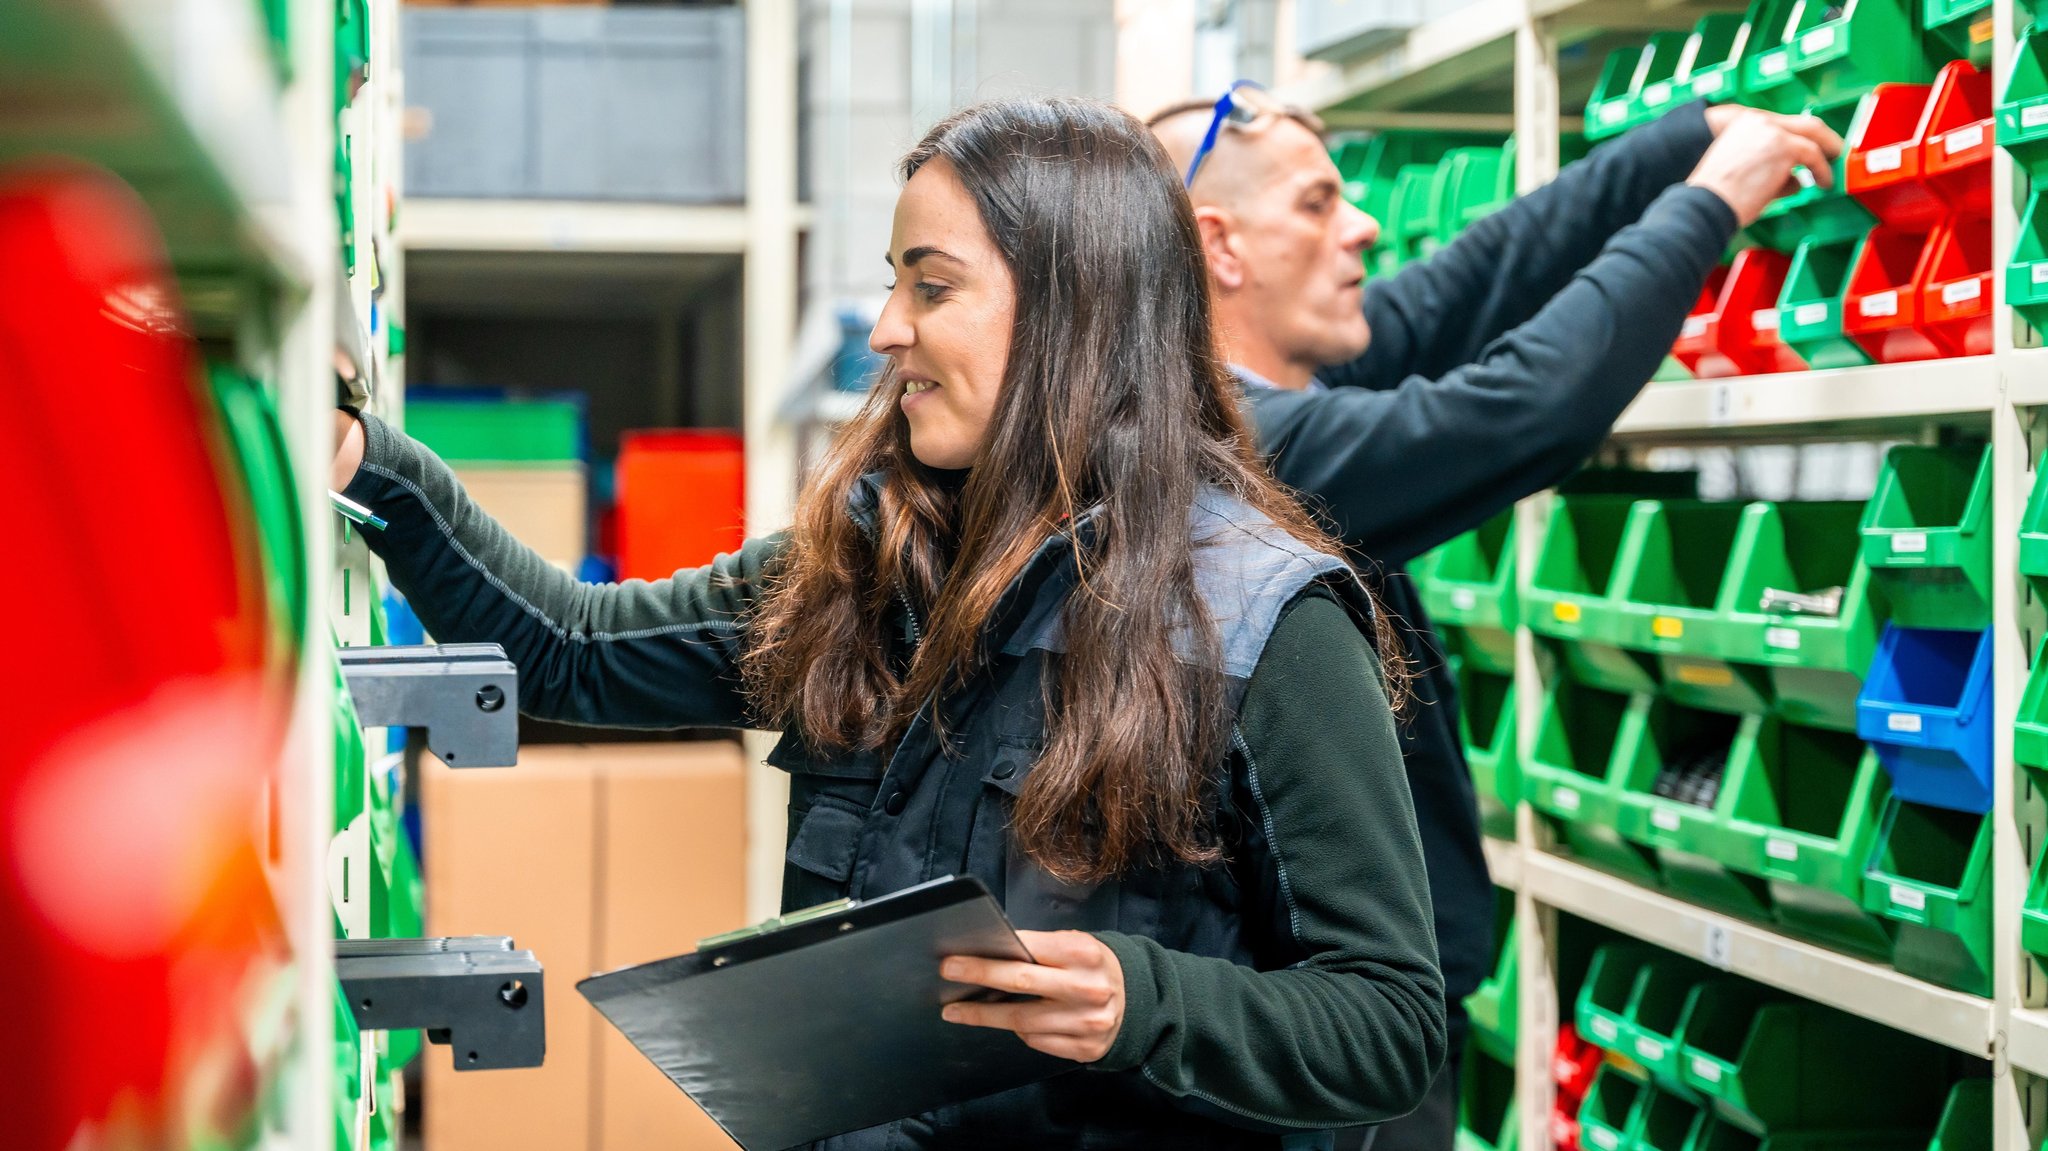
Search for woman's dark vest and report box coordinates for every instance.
[767,483,1374,1151]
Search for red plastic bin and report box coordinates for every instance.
[1847,82,1945,232]
[1917,214,1993,357]
[615,429,746,582]
[1844,226,1945,362]
[1921,60,1993,218]
[1671,248,1806,377]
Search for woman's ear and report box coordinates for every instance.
[1192,207,1244,293]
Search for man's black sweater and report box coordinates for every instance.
[1243,104,1739,1041]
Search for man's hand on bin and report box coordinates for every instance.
[1689,106,1848,227]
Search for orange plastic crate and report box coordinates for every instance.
[615,429,746,582]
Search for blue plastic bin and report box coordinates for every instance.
[1854,626,1994,813]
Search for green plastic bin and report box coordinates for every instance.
[1615,706,1767,920]
[1778,233,1877,370]
[207,366,308,649]
[1998,25,2048,181]
[1615,501,1768,716]
[1926,0,1994,62]
[1431,146,1512,246]
[1678,989,1958,1134]
[1783,0,1938,107]
[1863,797,1994,996]
[1673,13,1753,106]
[1925,1080,1992,1151]
[1422,510,1518,676]
[1467,900,1520,1065]
[1722,720,1895,958]
[1859,444,1993,631]
[1528,496,1659,695]
[1385,163,1445,269]
[1620,956,1717,1089]
[405,398,586,465]
[2008,189,2048,333]
[1577,943,1662,1054]
[2019,449,2048,603]
[1457,1048,1520,1151]
[1721,501,1883,732]
[1632,1087,1706,1151]
[1739,0,1818,112]
[1528,685,1662,884]
[1588,32,1694,140]
[1747,95,1876,253]
[1690,1122,1927,1151]
[1462,667,1522,840]
[2016,642,2048,774]
[2022,761,2048,958]
[1580,1065,1648,1151]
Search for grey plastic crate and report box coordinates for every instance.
[403,6,744,203]
[1296,0,1439,59]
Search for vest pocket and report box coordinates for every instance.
[784,795,865,884]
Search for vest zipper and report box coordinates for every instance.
[896,585,924,652]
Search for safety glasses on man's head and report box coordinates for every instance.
[1183,80,1286,189]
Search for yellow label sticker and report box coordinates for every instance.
[1652,616,1684,639]
[1970,15,1994,42]
[1553,602,1582,624]
[1675,664,1736,688]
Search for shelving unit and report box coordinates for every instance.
[1283,0,2042,1145]
[4,1,402,1147]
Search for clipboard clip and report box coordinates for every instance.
[699,897,858,957]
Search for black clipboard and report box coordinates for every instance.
[576,875,1077,1150]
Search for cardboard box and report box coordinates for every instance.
[596,746,746,1149]
[423,741,746,1151]
[422,751,598,1151]
[451,465,587,573]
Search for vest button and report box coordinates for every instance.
[991,762,1016,780]
[884,789,908,815]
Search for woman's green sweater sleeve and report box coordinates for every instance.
[1094,592,1447,1129]
[340,411,781,730]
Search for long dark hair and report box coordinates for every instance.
[744,96,1407,883]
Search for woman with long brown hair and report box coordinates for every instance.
[332,95,1443,1148]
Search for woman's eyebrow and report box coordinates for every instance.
[886,246,962,268]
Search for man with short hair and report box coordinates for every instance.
[1151,92,1841,1151]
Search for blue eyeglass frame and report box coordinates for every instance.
[1183,79,1272,189]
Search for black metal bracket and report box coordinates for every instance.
[338,643,519,767]
[336,936,545,1071]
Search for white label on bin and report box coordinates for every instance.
[1692,1056,1726,1083]
[1600,103,1629,125]
[1892,531,1928,554]
[2026,104,2048,128]
[1943,279,1983,305]
[1801,26,1837,52]
[1944,124,1986,155]
[1695,73,1725,95]
[1859,290,1899,317]
[1794,302,1831,326]
[1767,837,1801,861]
[1591,1128,1620,1151]
[1653,809,1684,832]
[1590,1016,1619,1042]
[1888,712,1925,733]
[2034,263,2048,285]
[1645,82,1673,106]
[1554,786,1582,813]
[1682,315,1711,339]
[1765,626,1802,650]
[1753,307,1781,330]
[1866,145,1904,174]
[1891,884,1928,910]
[1637,1037,1668,1062]
[1760,53,1789,76]
[1452,588,1479,611]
